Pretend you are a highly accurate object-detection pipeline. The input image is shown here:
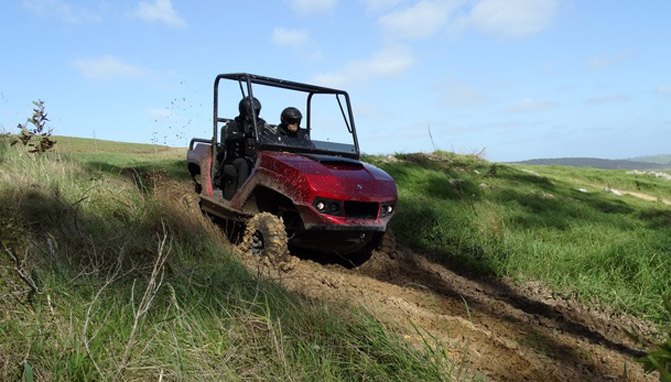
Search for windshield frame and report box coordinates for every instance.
[212,73,360,160]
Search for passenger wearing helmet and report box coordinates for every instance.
[276,107,310,142]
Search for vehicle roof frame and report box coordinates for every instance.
[211,73,360,164]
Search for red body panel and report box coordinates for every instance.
[187,73,398,258]
[186,143,214,197]
[252,152,397,230]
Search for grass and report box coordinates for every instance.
[51,135,180,155]
[369,151,671,323]
[53,135,190,182]
[522,164,671,201]
[0,138,460,381]
[3,136,670,379]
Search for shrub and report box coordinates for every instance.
[12,100,56,153]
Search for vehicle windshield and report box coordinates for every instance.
[216,76,359,158]
[259,132,357,156]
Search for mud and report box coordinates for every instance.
[237,233,660,382]
[163,178,660,381]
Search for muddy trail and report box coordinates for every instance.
[155,176,659,381]
[234,233,660,382]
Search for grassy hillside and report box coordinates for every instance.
[0,139,455,381]
[51,135,179,155]
[2,137,670,380]
[628,154,671,166]
[511,157,668,170]
[52,135,190,183]
[366,152,671,323]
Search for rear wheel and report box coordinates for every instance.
[239,213,289,266]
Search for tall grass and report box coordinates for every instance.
[373,151,671,324]
[0,141,460,381]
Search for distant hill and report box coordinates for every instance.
[626,154,671,165]
[51,135,174,154]
[510,157,668,170]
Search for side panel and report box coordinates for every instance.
[187,143,214,197]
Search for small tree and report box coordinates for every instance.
[12,99,56,153]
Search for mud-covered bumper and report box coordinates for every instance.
[296,204,393,232]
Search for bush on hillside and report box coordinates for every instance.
[12,100,56,153]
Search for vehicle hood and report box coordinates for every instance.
[259,151,397,199]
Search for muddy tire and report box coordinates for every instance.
[239,212,289,266]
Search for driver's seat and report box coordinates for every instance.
[222,157,251,200]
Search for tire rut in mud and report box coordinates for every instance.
[164,175,659,381]
[260,232,658,381]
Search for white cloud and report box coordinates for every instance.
[23,0,102,24]
[146,107,175,121]
[377,0,560,40]
[585,52,629,70]
[506,98,557,113]
[438,81,489,108]
[272,28,310,48]
[312,45,415,87]
[73,55,150,80]
[586,56,612,71]
[362,0,405,12]
[378,0,463,39]
[131,0,185,28]
[655,84,671,95]
[585,94,629,106]
[271,28,322,60]
[291,0,338,14]
[453,0,560,39]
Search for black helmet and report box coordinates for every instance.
[280,107,302,126]
[238,96,261,118]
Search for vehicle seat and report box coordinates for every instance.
[222,158,252,200]
[222,164,237,200]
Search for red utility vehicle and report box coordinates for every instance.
[187,73,397,265]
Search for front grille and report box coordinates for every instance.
[344,201,378,219]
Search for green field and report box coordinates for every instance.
[0,137,458,381]
[368,152,671,322]
[2,137,670,380]
[51,135,181,154]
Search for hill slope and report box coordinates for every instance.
[2,141,669,381]
[510,156,668,170]
[627,154,671,165]
[49,135,174,153]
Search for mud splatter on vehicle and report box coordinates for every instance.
[187,73,397,266]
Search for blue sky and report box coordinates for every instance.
[1,0,669,162]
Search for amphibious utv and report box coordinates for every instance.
[187,73,397,265]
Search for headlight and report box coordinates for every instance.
[380,203,395,217]
[313,198,341,215]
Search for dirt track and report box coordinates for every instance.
[236,234,660,381]
[161,177,660,381]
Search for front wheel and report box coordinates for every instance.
[239,212,289,266]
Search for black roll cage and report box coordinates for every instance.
[211,73,360,168]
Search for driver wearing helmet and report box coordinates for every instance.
[217,96,269,192]
[223,96,273,155]
[276,107,310,141]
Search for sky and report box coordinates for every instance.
[1,0,670,162]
